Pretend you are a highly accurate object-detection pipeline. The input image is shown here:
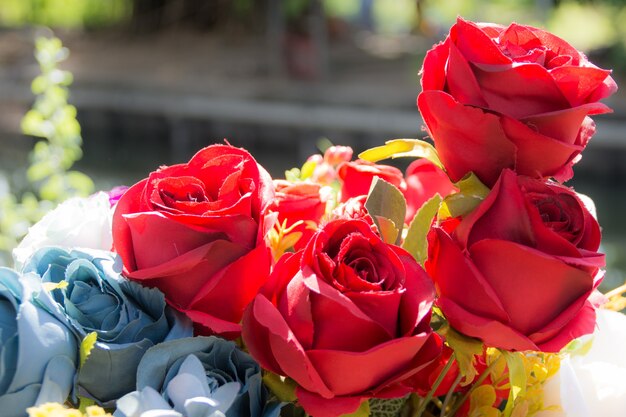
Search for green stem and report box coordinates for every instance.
[413,353,456,417]
[446,354,504,417]
[440,373,463,417]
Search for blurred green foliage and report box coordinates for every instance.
[0,0,130,28]
[0,36,93,265]
[22,37,94,201]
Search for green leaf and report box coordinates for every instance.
[285,168,300,183]
[502,351,527,417]
[402,194,442,264]
[444,327,484,386]
[78,396,96,413]
[341,400,370,417]
[439,173,490,219]
[369,396,408,417]
[358,139,443,168]
[365,177,406,245]
[374,216,400,245]
[262,372,297,402]
[80,332,98,368]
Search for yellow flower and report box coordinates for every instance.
[27,403,112,417]
[471,349,562,417]
[468,385,502,417]
[267,218,305,261]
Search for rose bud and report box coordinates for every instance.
[112,144,275,338]
[427,169,604,352]
[418,18,617,186]
[404,159,457,224]
[337,160,406,203]
[242,219,441,417]
[323,145,354,167]
[268,179,328,250]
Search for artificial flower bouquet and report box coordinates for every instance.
[4,17,625,417]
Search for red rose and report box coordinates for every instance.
[427,169,604,352]
[418,18,617,186]
[242,219,441,417]
[268,180,328,250]
[112,144,274,337]
[404,159,457,223]
[337,160,406,202]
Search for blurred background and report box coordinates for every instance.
[0,0,625,290]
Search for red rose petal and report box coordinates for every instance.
[529,27,581,62]
[404,159,457,224]
[253,295,334,398]
[306,335,431,396]
[241,297,284,374]
[394,246,436,336]
[421,37,451,91]
[296,389,365,417]
[438,297,538,351]
[500,115,583,180]
[337,161,405,202]
[428,228,509,322]
[469,239,594,335]
[498,23,544,56]
[112,179,149,270]
[279,271,316,348]
[455,169,534,249]
[451,17,511,65]
[521,103,608,145]
[184,309,242,337]
[188,244,272,324]
[123,212,256,272]
[418,90,517,186]
[530,300,596,352]
[127,239,248,308]
[446,42,488,108]
[472,62,570,118]
[305,274,391,351]
[346,290,403,338]
[551,66,616,107]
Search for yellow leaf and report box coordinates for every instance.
[80,332,98,368]
[502,351,527,417]
[301,160,317,180]
[358,139,443,168]
[445,327,484,386]
[472,405,501,417]
[439,173,490,219]
[42,280,68,292]
[402,194,442,264]
[471,385,497,409]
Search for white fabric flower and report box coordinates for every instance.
[13,192,113,269]
[538,309,626,417]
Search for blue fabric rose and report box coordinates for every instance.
[114,337,282,417]
[0,267,77,417]
[22,247,193,406]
